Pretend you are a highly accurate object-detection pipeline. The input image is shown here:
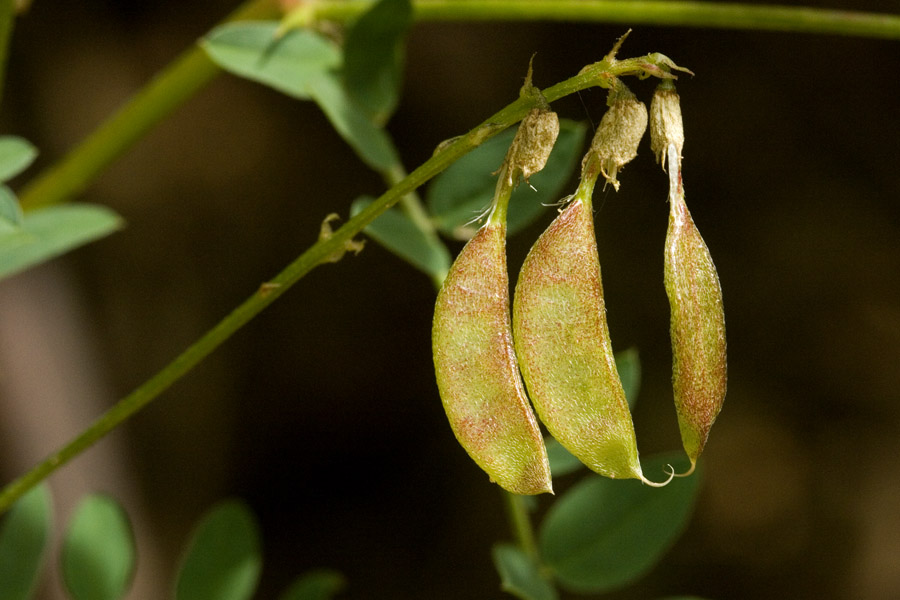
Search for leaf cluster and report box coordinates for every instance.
[0,487,343,600]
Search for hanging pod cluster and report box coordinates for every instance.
[433,62,726,495]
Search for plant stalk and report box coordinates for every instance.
[0,0,15,109]
[503,492,540,560]
[286,0,900,40]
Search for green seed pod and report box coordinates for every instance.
[590,82,648,191]
[432,163,552,495]
[513,155,669,486]
[650,80,684,172]
[664,144,727,472]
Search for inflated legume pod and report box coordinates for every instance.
[513,155,667,485]
[432,105,558,494]
[664,144,727,472]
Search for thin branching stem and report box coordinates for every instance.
[286,0,900,39]
[504,491,541,559]
[0,0,16,109]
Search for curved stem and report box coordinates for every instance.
[503,492,540,560]
[288,1,900,40]
[17,0,282,211]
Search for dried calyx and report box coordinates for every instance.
[590,81,648,191]
[650,79,684,172]
[503,59,560,186]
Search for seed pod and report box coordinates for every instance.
[590,82,648,191]
[650,80,684,172]
[432,163,552,495]
[664,144,727,472]
[513,155,669,485]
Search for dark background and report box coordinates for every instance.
[1,0,899,598]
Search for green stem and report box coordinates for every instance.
[291,0,900,40]
[487,163,514,227]
[0,0,15,109]
[0,53,658,514]
[17,0,282,211]
[503,492,540,560]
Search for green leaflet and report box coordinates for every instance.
[61,495,136,600]
[492,543,558,600]
[203,21,399,171]
[202,22,341,100]
[343,0,412,124]
[350,195,450,282]
[0,136,37,181]
[175,501,262,600]
[0,484,52,600]
[540,454,700,594]
[0,204,123,281]
[278,569,346,600]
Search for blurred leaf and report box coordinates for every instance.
[539,454,700,594]
[62,495,135,600]
[492,544,558,600]
[202,21,398,172]
[427,120,586,239]
[175,500,262,600]
[0,185,23,232]
[308,75,400,172]
[616,347,641,410]
[0,204,123,281]
[0,136,38,181]
[278,569,346,600]
[0,484,52,600]
[658,597,712,600]
[350,195,450,280]
[545,437,583,478]
[202,22,340,100]
[343,0,412,124]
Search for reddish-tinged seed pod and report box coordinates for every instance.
[432,159,553,494]
[664,144,727,473]
[513,154,670,486]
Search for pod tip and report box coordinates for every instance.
[639,464,676,488]
[673,459,697,478]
